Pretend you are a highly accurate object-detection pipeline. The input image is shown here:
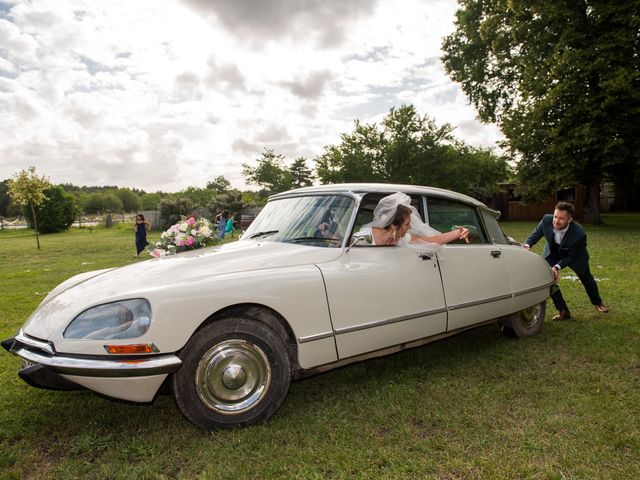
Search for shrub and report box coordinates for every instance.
[158,197,194,230]
[25,186,76,233]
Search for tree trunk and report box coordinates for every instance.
[30,203,41,250]
[582,179,602,224]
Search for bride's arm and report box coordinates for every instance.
[411,226,469,245]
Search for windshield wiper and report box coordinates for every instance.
[286,236,341,244]
[247,230,279,239]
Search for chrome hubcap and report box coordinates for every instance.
[196,339,271,414]
[520,303,542,328]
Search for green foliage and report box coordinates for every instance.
[7,166,50,208]
[102,192,123,212]
[289,158,315,188]
[24,186,76,233]
[0,179,10,216]
[314,104,509,197]
[206,175,232,193]
[158,197,194,230]
[210,190,244,216]
[140,191,164,210]
[442,0,640,220]
[176,187,215,208]
[83,192,106,213]
[115,189,142,212]
[242,149,294,194]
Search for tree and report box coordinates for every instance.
[442,0,640,222]
[289,158,315,188]
[242,149,294,194]
[83,193,106,213]
[102,192,123,212]
[0,179,10,217]
[8,166,51,249]
[206,175,231,193]
[25,186,76,233]
[210,190,244,216]
[314,105,509,197]
[158,197,195,230]
[116,188,142,212]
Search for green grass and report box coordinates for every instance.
[1,215,639,479]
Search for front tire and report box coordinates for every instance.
[172,317,291,429]
[500,301,546,338]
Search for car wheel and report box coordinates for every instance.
[172,317,291,429]
[499,301,546,338]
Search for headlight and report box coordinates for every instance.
[63,299,151,340]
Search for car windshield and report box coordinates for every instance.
[241,194,355,248]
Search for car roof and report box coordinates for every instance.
[270,183,487,208]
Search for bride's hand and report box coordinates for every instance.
[457,226,470,243]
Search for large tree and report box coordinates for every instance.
[242,149,294,194]
[314,105,509,199]
[442,0,640,222]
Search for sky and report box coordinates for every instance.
[0,0,503,192]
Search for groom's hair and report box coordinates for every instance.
[555,202,575,218]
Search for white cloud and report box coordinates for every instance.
[0,0,503,192]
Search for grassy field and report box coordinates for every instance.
[1,215,639,479]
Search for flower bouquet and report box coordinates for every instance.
[150,217,215,257]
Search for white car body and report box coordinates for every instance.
[4,183,553,428]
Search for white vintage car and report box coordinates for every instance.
[3,184,553,429]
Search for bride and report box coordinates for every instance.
[362,192,469,246]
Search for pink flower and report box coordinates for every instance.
[187,217,196,226]
[187,237,195,246]
[150,249,164,258]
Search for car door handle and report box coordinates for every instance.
[490,250,501,258]
[417,252,432,260]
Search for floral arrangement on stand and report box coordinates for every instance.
[150,217,215,257]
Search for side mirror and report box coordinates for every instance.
[346,232,372,251]
[506,236,520,246]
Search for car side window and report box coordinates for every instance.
[481,209,507,245]
[351,193,422,246]
[425,197,487,244]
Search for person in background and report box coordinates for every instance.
[225,214,236,238]
[523,201,608,321]
[217,210,229,239]
[134,213,150,258]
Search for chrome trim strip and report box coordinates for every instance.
[11,346,182,378]
[297,331,334,344]
[334,308,447,335]
[15,330,55,355]
[447,293,513,311]
[513,282,554,297]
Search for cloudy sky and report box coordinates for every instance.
[0,0,502,192]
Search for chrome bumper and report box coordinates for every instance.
[2,330,182,378]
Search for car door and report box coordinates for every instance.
[317,194,447,359]
[425,196,512,331]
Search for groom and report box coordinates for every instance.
[523,202,608,321]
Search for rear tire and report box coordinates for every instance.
[172,317,291,429]
[499,301,546,338]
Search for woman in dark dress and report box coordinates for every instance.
[134,214,150,257]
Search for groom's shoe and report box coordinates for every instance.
[552,310,571,321]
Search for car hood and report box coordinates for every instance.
[22,241,343,340]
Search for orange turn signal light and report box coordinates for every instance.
[104,343,158,354]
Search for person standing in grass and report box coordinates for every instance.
[217,210,228,239]
[225,214,235,238]
[134,213,150,258]
[523,202,608,321]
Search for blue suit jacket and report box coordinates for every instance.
[525,214,590,275]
